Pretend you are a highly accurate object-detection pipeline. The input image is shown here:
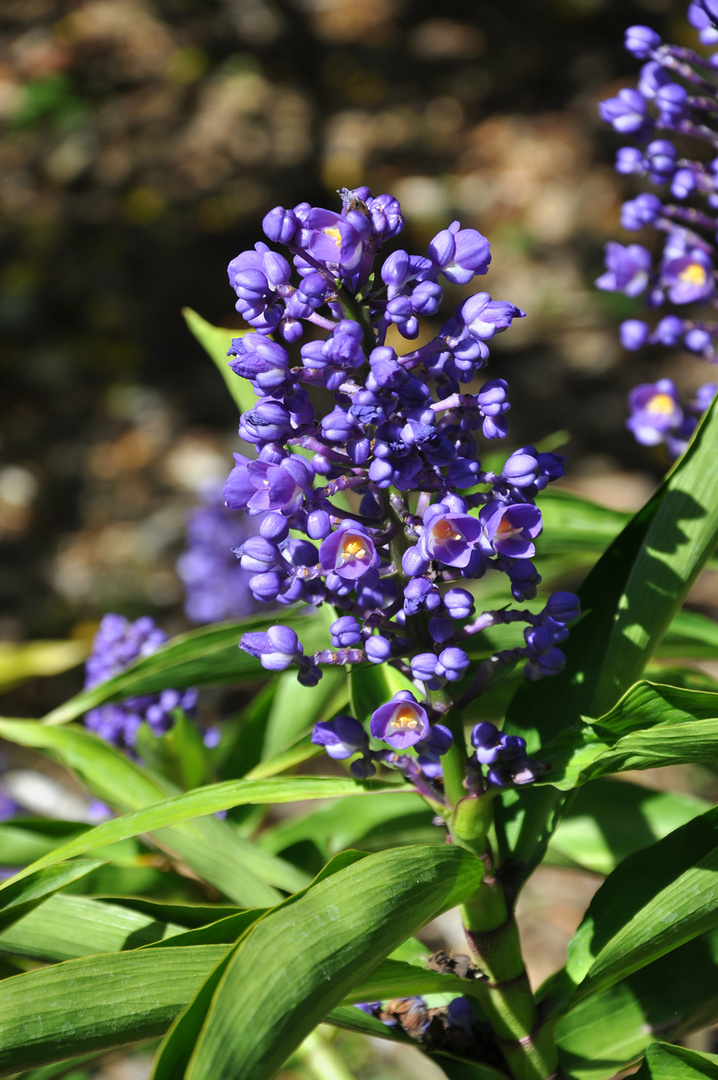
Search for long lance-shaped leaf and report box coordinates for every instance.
[0,944,230,1076]
[0,893,187,960]
[565,804,718,997]
[547,778,708,876]
[0,771,409,893]
[41,608,331,725]
[0,719,305,906]
[182,307,254,414]
[496,397,718,884]
[537,681,718,790]
[554,927,718,1080]
[0,859,105,935]
[182,845,484,1080]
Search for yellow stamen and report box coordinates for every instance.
[495,517,523,540]
[323,226,343,249]
[341,535,366,560]
[389,705,419,732]
[679,262,707,286]
[647,393,676,416]
[431,519,461,543]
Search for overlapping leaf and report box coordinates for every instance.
[42,608,330,725]
[174,845,483,1080]
[565,805,718,995]
[496,397,718,880]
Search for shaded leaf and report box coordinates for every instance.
[632,1043,718,1079]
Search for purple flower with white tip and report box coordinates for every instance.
[240,624,300,671]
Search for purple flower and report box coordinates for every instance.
[312,715,368,759]
[626,379,683,447]
[370,691,430,750]
[428,222,491,284]
[420,503,482,568]
[662,250,715,305]
[84,615,197,750]
[624,25,661,58]
[479,503,542,559]
[598,88,650,135]
[620,320,650,350]
[240,624,300,670]
[319,522,380,580]
[297,208,368,272]
[596,242,651,297]
[176,487,263,624]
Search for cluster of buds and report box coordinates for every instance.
[597,3,718,454]
[224,186,579,792]
[83,614,197,749]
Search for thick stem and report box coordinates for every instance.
[462,883,560,1080]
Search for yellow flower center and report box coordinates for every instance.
[388,705,419,732]
[647,393,676,416]
[341,534,366,560]
[431,519,461,543]
[495,517,523,540]
[679,262,707,286]
[323,226,343,249]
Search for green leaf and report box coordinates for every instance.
[257,791,430,858]
[0,719,304,906]
[151,948,236,1080]
[339,957,478,1003]
[182,307,255,414]
[535,487,629,559]
[182,845,484,1080]
[497,397,718,882]
[41,610,329,725]
[261,666,348,760]
[633,1042,718,1079]
[565,804,718,995]
[555,928,718,1079]
[0,893,187,960]
[0,758,412,893]
[0,859,104,934]
[540,681,718,790]
[659,607,718,658]
[0,944,230,1075]
[548,779,709,875]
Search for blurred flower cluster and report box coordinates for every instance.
[598,2,718,456]
[84,613,196,749]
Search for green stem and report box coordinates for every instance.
[334,284,376,357]
[462,883,560,1080]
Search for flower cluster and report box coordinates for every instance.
[627,377,716,456]
[84,614,197,749]
[176,485,266,624]
[223,186,578,793]
[597,5,718,450]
